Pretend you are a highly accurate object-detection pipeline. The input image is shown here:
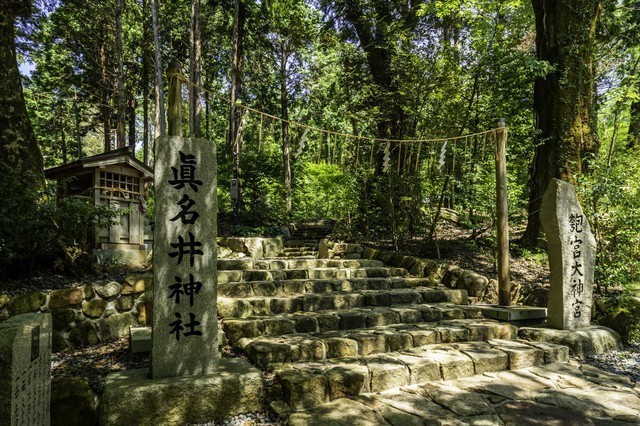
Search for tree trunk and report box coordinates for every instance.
[189,0,202,138]
[280,44,292,215]
[151,0,166,138]
[142,0,150,164]
[0,1,44,185]
[60,104,67,164]
[100,35,112,152]
[524,0,600,246]
[128,97,136,148]
[115,0,126,148]
[230,0,246,148]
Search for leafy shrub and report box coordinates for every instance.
[0,165,117,278]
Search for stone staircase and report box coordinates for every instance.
[217,257,571,415]
[277,219,336,258]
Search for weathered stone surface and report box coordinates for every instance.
[279,367,330,411]
[407,347,474,380]
[6,292,45,316]
[100,312,137,339]
[122,272,153,295]
[540,179,596,330]
[82,299,108,319]
[49,288,84,309]
[420,382,494,416]
[457,270,489,298]
[495,400,603,426]
[51,309,77,331]
[366,355,409,392]
[68,319,100,347]
[288,398,387,426]
[100,359,263,425]
[223,319,262,343]
[488,339,544,370]
[457,342,508,374]
[325,362,369,399]
[0,313,52,426]
[395,354,440,384]
[115,295,134,312]
[51,377,96,426]
[534,387,640,421]
[324,337,358,358]
[93,281,122,300]
[518,325,622,358]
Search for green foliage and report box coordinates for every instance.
[293,162,358,221]
[0,164,117,278]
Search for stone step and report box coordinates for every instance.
[218,286,468,319]
[236,319,518,369]
[283,247,316,253]
[285,240,321,248]
[270,339,570,412]
[278,251,318,258]
[286,361,638,425]
[221,300,473,341]
[218,277,435,298]
[217,258,384,271]
[218,266,408,284]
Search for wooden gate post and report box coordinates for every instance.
[167,61,183,137]
[494,118,510,306]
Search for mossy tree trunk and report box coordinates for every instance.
[0,0,44,186]
[524,0,601,246]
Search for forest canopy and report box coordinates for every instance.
[3,0,640,295]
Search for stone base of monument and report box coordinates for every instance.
[480,305,547,322]
[128,326,228,354]
[517,325,622,358]
[99,358,264,425]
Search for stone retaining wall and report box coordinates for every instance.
[0,272,152,352]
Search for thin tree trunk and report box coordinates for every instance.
[628,100,640,149]
[230,0,245,148]
[100,36,111,152]
[60,105,67,164]
[151,0,166,138]
[115,0,126,148]
[189,0,202,138]
[280,45,292,215]
[128,97,136,148]
[142,0,150,164]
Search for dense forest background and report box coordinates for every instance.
[2,0,640,302]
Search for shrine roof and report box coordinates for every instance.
[44,146,153,180]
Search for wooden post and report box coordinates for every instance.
[167,61,182,137]
[494,118,510,306]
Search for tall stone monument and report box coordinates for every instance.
[151,136,219,378]
[540,179,596,330]
[0,313,52,426]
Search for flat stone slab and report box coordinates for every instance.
[480,305,547,321]
[288,362,640,424]
[99,358,263,425]
[518,325,622,358]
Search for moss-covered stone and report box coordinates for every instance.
[49,288,84,309]
[100,312,137,339]
[51,308,77,331]
[7,292,46,315]
[68,320,100,347]
[82,299,108,319]
[116,295,134,312]
[83,284,95,301]
[0,294,9,310]
[122,272,153,295]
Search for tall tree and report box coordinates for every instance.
[0,0,43,185]
[151,0,166,138]
[189,0,202,138]
[524,0,601,245]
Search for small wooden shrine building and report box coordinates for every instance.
[44,146,153,264]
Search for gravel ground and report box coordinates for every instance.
[582,341,640,383]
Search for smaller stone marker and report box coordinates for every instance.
[0,313,52,426]
[540,178,596,330]
[151,136,218,379]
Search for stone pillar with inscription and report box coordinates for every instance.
[540,178,596,330]
[0,313,52,426]
[151,136,218,379]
